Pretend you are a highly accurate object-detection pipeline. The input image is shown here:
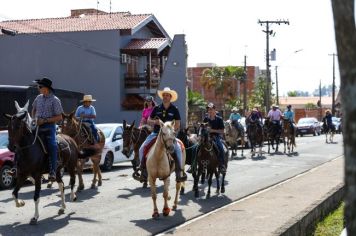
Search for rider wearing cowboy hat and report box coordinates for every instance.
[229,107,244,133]
[267,104,283,133]
[138,87,187,182]
[283,104,295,131]
[75,95,99,144]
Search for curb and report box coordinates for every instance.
[276,183,345,236]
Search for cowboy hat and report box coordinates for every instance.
[81,95,96,102]
[206,102,215,110]
[232,107,238,112]
[272,104,279,108]
[325,109,331,113]
[157,87,178,102]
[33,77,54,91]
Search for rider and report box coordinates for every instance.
[267,104,283,134]
[75,95,99,144]
[137,87,187,182]
[323,109,335,132]
[283,104,295,132]
[246,105,263,132]
[203,102,226,174]
[229,107,244,133]
[32,78,64,181]
[139,95,156,127]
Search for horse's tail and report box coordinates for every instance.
[291,135,296,147]
[78,147,99,159]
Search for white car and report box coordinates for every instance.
[85,123,134,171]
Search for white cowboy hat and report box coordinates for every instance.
[81,95,96,102]
[232,107,238,112]
[157,87,178,102]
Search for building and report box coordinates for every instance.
[0,9,188,126]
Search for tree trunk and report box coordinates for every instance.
[331,0,356,234]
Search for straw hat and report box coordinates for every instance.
[232,107,238,112]
[157,87,178,102]
[81,95,96,102]
[325,109,331,114]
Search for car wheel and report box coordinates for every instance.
[102,152,113,171]
[313,129,317,136]
[0,165,15,189]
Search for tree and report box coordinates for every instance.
[248,76,274,113]
[331,0,356,234]
[187,89,206,109]
[304,102,317,109]
[287,91,298,97]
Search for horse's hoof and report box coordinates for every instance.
[16,200,25,207]
[172,205,177,211]
[72,196,77,202]
[215,189,220,194]
[195,192,199,198]
[47,183,52,189]
[162,207,171,216]
[152,211,160,218]
[77,185,84,192]
[143,182,148,188]
[98,180,102,186]
[91,184,96,189]
[58,208,65,215]
[221,187,225,194]
[30,217,38,225]
[180,187,185,195]
[168,195,171,201]
[207,193,210,199]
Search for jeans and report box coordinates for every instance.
[84,120,99,142]
[39,123,57,175]
[212,135,225,165]
[139,132,184,169]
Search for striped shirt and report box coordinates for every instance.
[32,93,63,119]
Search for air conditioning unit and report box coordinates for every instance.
[121,54,128,64]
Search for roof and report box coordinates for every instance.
[121,38,170,55]
[279,96,332,108]
[0,10,168,37]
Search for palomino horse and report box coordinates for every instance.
[4,102,95,225]
[193,123,228,198]
[122,120,151,188]
[61,112,105,190]
[146,120,185,218]
[247,119,264,157]
[264,117,282,153]
[322,118,335,143]
[281,118,297,153]
[224,120,245,157]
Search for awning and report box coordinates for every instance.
[121,38,170,56]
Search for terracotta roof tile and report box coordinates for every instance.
[0,12,152,34]
[122,38,169,50]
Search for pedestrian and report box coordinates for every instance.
[140,95,156,127]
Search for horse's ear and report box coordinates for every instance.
[3,113,12,120]
[185,127,189,133]
[171,119,175,127]
[69,110,75,118]
[14,101,20,112]
[159,119,164,127]
[24,100,29,111]
[131,120,135,127]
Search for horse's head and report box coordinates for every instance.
[159,120,176,154]
[4,112,30,152]
[198,122,210,144]
[122,120,135,158]
[61,111,77,135]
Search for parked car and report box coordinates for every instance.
[0,130,16,189]
[332,117,342,133]
[296,117,321,136]
[84,123,134,171]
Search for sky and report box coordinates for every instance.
[0,0,342,96]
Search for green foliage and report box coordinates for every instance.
[224,97,243,110]
[305,102,317,109]
[287,91,298,97]
[187,90,206,109]
[313,202,344,236]
[287,90,310,97]
[247,76,273,112]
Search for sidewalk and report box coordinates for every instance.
[164,157,344,236]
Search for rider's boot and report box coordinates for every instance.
[172,153,187,182]
[7,168,17,176]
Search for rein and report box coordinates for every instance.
[15,125,40,152]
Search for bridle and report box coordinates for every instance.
[62,116,90,148]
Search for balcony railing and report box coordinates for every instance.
[124,73,160,93]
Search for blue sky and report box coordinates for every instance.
[1,0,341,95]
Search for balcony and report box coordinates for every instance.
[124,73,160,94]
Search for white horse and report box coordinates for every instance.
[146,120,186,218]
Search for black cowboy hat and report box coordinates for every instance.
[33,77,54,91]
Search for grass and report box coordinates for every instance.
[312,202,345,236]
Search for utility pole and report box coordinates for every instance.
[243,54,247,114]
[258,19,289,112]
[319,80,322,120]
[275,66,279,105]
[328,53,337,116]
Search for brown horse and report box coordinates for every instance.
[247,119,264,157]
[264,117,282,153]
[224,120,245,157]
[4,102,95,225]
[281,118,297,153]
[61,111,105,191]
[146,120,185,218]
[122,120,151,188]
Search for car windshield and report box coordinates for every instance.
[332,117,340,123]
[0,132,9,149]
[298,118,315,125]
[97,126,114,138]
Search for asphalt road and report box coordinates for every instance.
[0,134,343,236]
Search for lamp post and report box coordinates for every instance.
[328,53,337,116]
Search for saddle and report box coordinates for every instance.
[82,122,97,144]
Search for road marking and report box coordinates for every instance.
[156,155,344,235]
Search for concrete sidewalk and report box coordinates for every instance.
[163,157,344,236]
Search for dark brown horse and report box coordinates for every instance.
[121,120,151,188]
[193,123,228,198]
[264,117,282,153]
[281,118,296,153]
[4,108,94,225]
[61,112,105,191]
[247,119,264,157]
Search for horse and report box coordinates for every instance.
[322,118,335,143]
[4,102,95,225]
[193,123,228,198]
[61,111,105,191]
[121,120,151,188]
[145,120,185,218]
[247,119,264,157]
[224,120,245,157]
[281,118,297,153]
[264,117,282,153]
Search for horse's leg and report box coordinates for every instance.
[68,167,77,202]
[179,180,185,195]
[173,179,181,211]
[162,178,171,216]
[215,170,220,194]
[193,170,200,198]
[30,175,41,225]
[149,177,159,218]
[91,157,98,189]
[96,155,103,186]
[207,172,213,199]
[221,172,226,193]
[57,174,66,215]
[77,160,85,191]
[12,175,26,208]
[241,137,244,157]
